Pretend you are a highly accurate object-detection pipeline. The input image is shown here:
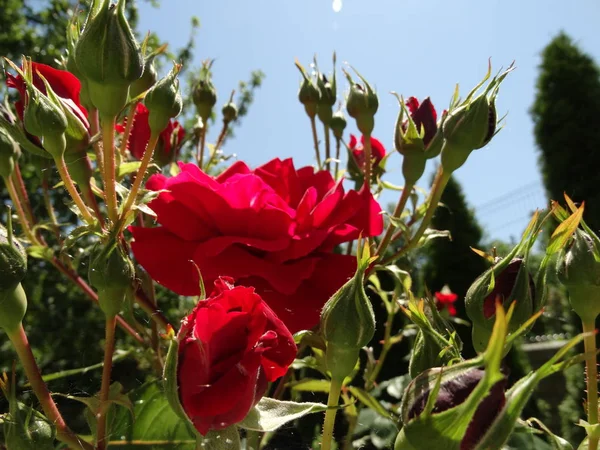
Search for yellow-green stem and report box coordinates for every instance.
[120,133,159,223]
[90,108,105,177]
[197,125,207,169]
[101,117,118,223]
[365,305,396,390]
[96,315,117,450]
[41,170,62,243]
[119,103,137,157]
[11,165,35,227]
[310,116,322,169]
[321,377,343,450]
[381,167,450,265]
[7,324,94,450]
[54,156,96,225]
[362,133,373,193]
[4,176,37,243]
[375,182,414,261]
[324,124,331,172]
[334,138,341,180]
[583,319,599,450]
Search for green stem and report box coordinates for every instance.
[214,120,230,153]
[101,116,118,223]
[375,182,414,262]
[362,133,372,192]
[310,116,322,169]
[7,324,94,450]
[583,319,599,450]
[381,167,450,265]
[54,155,96,225]
[324,124,331,172]
[41,170,62,243]
[321,377,343,450]
[365,303,396,390]
[120,132,159,226]
[119,103,137,157]
[4,176,37,244]
[96,315,117,450]
[334,138,341,180]
[11,165,35,227]
[197,124,207,169]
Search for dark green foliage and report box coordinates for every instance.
[531,32,600,232]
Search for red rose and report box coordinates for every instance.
[177,277,296,435]
[405,97,437,147]
[116,103,185,166]
[130,157,383,332]
[349,134,386,170]
[435,287,458,316]
[6,62,88,124]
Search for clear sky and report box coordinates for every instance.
[137,0,600,242]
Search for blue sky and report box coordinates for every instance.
[137,0,600,242]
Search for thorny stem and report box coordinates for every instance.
[321,376,343,450]
[197,124,207,169]
[381,166,450,265]
[41,169,62,243]
[7,324,94,450]
[54,155,95,225]
[11,165,35,227]
[324,124,331,172]
[310,116,322,169]
[90,108,105,177]
[120,133,159,226]
[101,116,119,223]
[214,120,230,153]
[4,176,37,243]
[583,319,599,450]
[119,103,137,157]
[375,182,414,262]
[96,315,117,450]
[362,133,373,193]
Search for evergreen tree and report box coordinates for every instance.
[531,32,600,231]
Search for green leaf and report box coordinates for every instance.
[288,379,331,393]
[237,398,328,432]
[108,381,197,449]
[547,203,584,255]
[346,386,393,420]
[117,161,142,179]
[526,418,573,450]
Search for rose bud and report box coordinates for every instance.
[88,239,134,317]
[0,218,28,332]
[405,297,463,378]
[393,95,444,185]
[329,110,347,141]
[315,57,336,126]
[221,98,238,124]
[144,63,183,135]
[556,228,600,321]
[163,278,297,436]
[129,53,159,100]
[344,69,378,136]
[75,0,144,118]
[192,61,217,124]
[295,61,320,120]
[396,365,507,450]
[320,244,375,381]
[465,257,536,353]
[0,128,20,179]
[440,63,512,174]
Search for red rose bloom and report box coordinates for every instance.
[116,103,184,166]
[177,277,296,435]
[405,97,437,147]
[435,289,458,316]
[349,134,386,169]
[6,62,88,124]
[130,157,383,332]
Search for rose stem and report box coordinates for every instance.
[4,176,37,243]
[120,132,159,224]
[583,319,599,450]
[118,103,137,157]
[11,165,35,226]
[41,169,63,243]
[324,123,331,172]
[96,314,117,450]
[334,137,341,180]
[362,132,372,192]
[54,155,95,225]
[364,298,397,390]
[89,108,105,177]
[321,376,343,450]
[375,181,414,261]
[310,116,322,169]
[101,116,119,223]
[197,123,207,169]
[6,323,94,450]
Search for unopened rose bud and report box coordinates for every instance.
[344,69,378,136]
[222,91,238,123]
[466,257,536,352]
[321,245,375,380]
[0,128,20,179]
[0,219,28,332]
[144,63,183,134]
[556,229,600,321]
[192,62,217,123]
[296,63,320,119]
[330,110,347,141]
[75,0,144,118]
[88,239,133,317]
[316,73,336,126]
[130,55,158,99]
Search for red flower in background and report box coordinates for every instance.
[116,103,184,166]
[349,134,386,170]
[177,277,296,435]
[6,62,88,125]
[405,97,438,146]
[435,287,458,316]
[130,157,383,332]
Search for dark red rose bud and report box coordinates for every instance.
[481,258,535,319]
